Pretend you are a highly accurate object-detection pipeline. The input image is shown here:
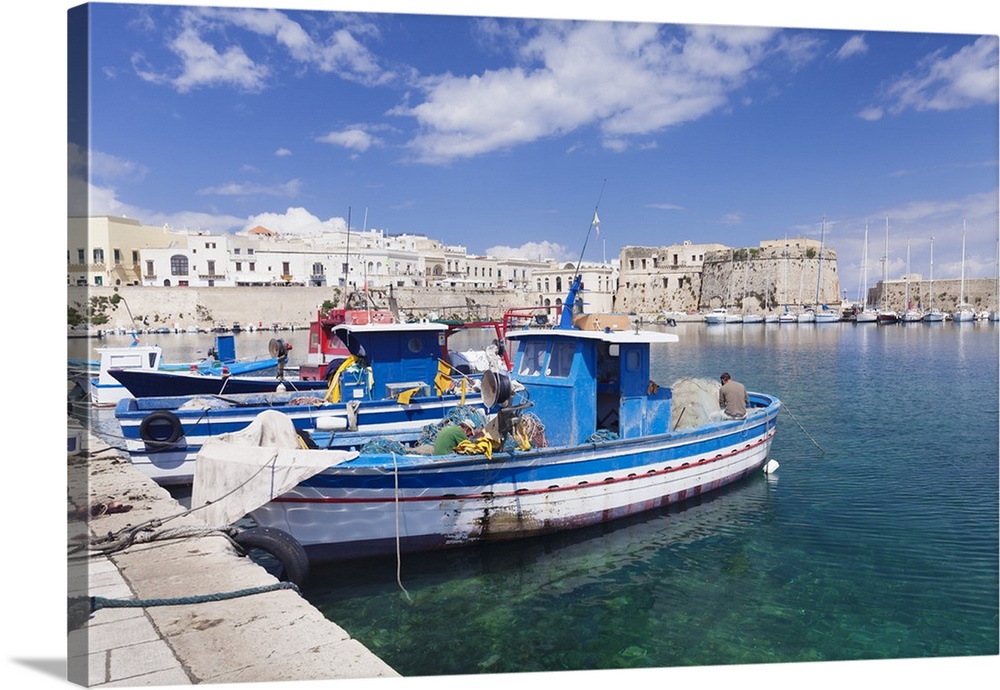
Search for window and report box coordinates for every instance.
[234,247,241,255]
[247,248,254,255]
[207,260,216,275]
[518,341,547,377]
[547,341,575,378]
[93,248,104,263]
[77,249,85,264]
[146,260,154,275]
[312,262,324,276]
[170,254,189,276]
[132,250,139,265]
[249,262,255,271]
[235,262,242,271]
[113,248,122,264]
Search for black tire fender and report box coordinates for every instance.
[138,410,184,450]
[233,527,310,586]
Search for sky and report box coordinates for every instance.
[65,1,999,302]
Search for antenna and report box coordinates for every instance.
[573,178,607,277]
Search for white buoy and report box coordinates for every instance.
[275,382,287,393]
[763,459,780,474]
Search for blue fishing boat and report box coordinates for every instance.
[83,334,279,406]
[192,274,783,567]
[116,321,499,485]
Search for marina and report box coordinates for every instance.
[66,312,999,681]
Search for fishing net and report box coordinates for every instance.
[360,438,408,455]
[669,377,721,430]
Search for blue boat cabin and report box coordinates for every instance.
[508,328,674,447]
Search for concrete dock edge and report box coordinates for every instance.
[67,418,400,686]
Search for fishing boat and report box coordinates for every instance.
[107,337,314,397]
[191,274,782,565]
[953,221,976,323]
[80,334,279,406]
[115,320,503,485]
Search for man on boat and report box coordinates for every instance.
[432,418,478,455]
[717,372,748,420]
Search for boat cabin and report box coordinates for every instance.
[301,308,395,381]
[506,326,678,447]
[328,322,453,401]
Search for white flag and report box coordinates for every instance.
[592,211,600,236]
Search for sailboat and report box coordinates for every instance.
[877,215,899,324]
[741,255,764,323]
[779,237,797,323]
[855,221,878,323]
[901,238,923,322]
[952,220,976,322]
[814,217,839,323]
[922,235,945,322]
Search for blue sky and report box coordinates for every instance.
[68,1,999,299]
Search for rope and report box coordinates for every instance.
[89,581,299,612]
[781,404,826,454]
[391,453,413,603]
[71,451,283,558]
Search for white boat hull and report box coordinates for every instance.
[249,408,779,562]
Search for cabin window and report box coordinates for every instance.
[518,341,547,376]
[547,341,575,378]
[407,337,423,354]
[625,350,641,371]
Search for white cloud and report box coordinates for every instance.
[835,35,868,60]
[317,128,380,152]
[134,8,393,93]
[274,148,292,157]
[197,179,302,197]
[244,207,347,235]
[399,22,785,163]
[869,35,999,116]
[484,240,571,261]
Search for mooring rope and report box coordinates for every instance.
[87,581,299,613]
[391,452,413,603]
[780,404,826,454]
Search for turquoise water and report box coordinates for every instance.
[72,323,999,675]
[296,322,999,675]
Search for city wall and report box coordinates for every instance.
[69,285,540,331]
[70,275,999,331]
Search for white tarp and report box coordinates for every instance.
[190,409,357,527]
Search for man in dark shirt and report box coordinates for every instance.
[718,372,748,419]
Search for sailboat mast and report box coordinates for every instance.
[960,219,966,306]
[816,217,825,307]
[881,215,889,310]
[929,236,935,308]
[905,239,911,308]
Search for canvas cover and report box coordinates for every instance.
[190,409,357,527]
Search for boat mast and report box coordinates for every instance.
[858,221,869,307]
[343,206,352,308]
[881,215,889,311]
[815,217,825,308]
[929,235,935,309]
[957,220,967,308]
[905,238,911,309]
